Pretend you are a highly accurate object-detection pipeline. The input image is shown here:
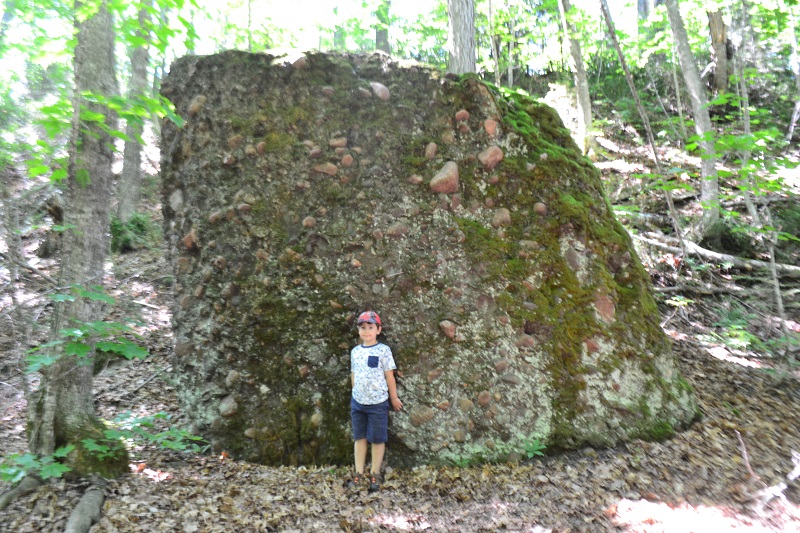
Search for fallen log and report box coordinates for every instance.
[633,234,800,278]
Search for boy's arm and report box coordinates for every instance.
[351,373,354,388]
[385,370,402,411]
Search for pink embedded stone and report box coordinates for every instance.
[410,407,435,427]
[595,293,616,323]
[437,401,451,411]
[313,162,338,176]
[308,147,322,158]
[477,390,491,407]
[182,228,198,250]
[427,368,443,382]
[484,119,498,136]
[302,216,316,228]
[534,202,547,216]
[350,258,362,268]
[341,154,354,167]
[386,222,409,239]
[540,152,549,160]
[292,56,307,69]
[228,134,244,150]
[439,320,456,339]
[430,161,459,194]
[458,123,471,134]
[208,211,223,224]
[487,174,499,185]
[237,203,251,213]
[425,142,437,160]
[407,174,423,185]
[256,142,267,154]
[516,334,535,348]
[455,109,470,122]
[370,82,390,101]
[492,208,512,227]
[358,87,372,98]
[188,95,207,116]
[329,137,348,148]
[219,395,238,417]
[478,146,504,170]
[321,86,334,97]
[584,338,600,353]
[334,147,347,156]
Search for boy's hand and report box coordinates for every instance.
[390,396,403,411]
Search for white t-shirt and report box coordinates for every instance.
[351,342,396,405]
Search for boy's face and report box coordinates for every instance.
[358,322,381,345]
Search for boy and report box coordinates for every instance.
[347,311,402,492]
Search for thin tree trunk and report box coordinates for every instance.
[665,0,719,237]
[507,4,514,87]
[671,43,688,145]
[599,0,686,252]
[376,0,390,53]
[783,1,800,142]
[559,0,593,154]
[28,0,127,477]
[117,0,152,224]
[447,0,476,74]
[489,0,500,84]
[707,11,728,95]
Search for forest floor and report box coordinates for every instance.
[2,111,800,531]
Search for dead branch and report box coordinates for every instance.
[653,284,746,295]
[64,477,107,533]
[633,234,800,278]
[0,251,58,286]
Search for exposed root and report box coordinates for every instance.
[63,477,108,533]
[0,475,42,511]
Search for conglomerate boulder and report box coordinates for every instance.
[160,50,697,466]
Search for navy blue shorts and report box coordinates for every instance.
[351,398,389,444]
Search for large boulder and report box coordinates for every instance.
[160,51,697,466]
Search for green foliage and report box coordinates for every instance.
[444,434,547,467]
[110,212,161,252]
[25,287,149,374]
[0,446,75,483]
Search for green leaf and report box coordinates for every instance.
[25,353,61,373]
[52,445,76,458]
[75,287,116,304]
[38,461,71,480]
[64,341,92,357]
[96,339,149,359]
[28,164,50,177]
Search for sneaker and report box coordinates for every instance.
[368,475,380,493]
[345,474,363,490]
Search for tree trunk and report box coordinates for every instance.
[375,0,390,53]
[447,0,476,74]
[507,12,514,87]
[117,0,152,224]
[707,10,728,95]
[783,1,800,142]
[665,0,719,237]
[27,0,127,477]
[488,0,500,85]
[559,0,593,154]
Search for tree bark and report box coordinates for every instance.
[665,0,719,237]
[488,0,501,85]
[783,1,800,142]
[375,0,390,53]
[27,0,127,477]
[559,0,592,154]
[707,10,728,95]
[117,0,152,224]
[447,0,476,74]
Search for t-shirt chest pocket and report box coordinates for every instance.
[367,355,379,368]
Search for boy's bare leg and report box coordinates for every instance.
[370,443,385,475]
[354,439,368,474]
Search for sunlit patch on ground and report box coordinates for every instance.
[609,497,794,532]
